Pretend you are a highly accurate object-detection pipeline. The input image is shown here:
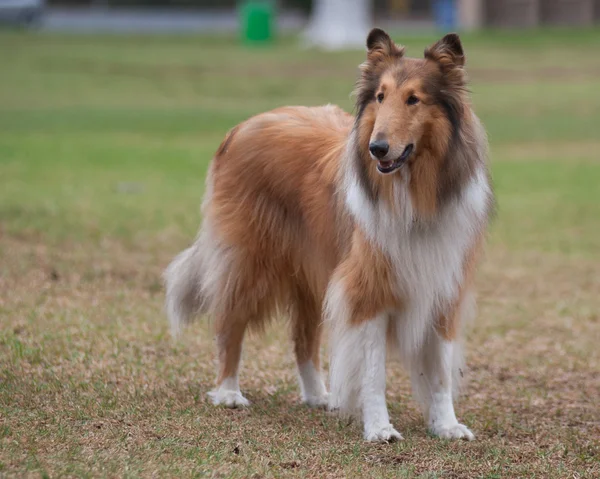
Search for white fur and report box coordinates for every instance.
[346,165,490,362]
[327,300,402,442]
[164,164,222,337]
[208,376,250,408]
[328,139,490,439]
[164,218,237,338]
[164,245,203,337]
[326,281,358,412]
[297,361,329,408]
[411,334,474,440]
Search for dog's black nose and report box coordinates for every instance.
[369,140,389,159]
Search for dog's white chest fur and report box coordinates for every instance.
[346,168,490,359]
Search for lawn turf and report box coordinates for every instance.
[0,29,599,478]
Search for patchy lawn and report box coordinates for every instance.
[1,29,599,478]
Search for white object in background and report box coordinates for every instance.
[458,0,484,30]
[303,0,372,50]
[0,0,45,25]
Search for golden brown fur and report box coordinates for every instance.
[207,105,354,380]
[165,29,494,438]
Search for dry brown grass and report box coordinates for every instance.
[2,29,600,478]
[1,231,598,478]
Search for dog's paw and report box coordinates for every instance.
[364,424,403,443]
[208,388,250,408]
[303,391,330,409]
[430,422,475,441]
[327,395,340,412]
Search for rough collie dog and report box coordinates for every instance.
[165,28,493,442]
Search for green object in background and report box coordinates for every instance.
[239,1,274,44]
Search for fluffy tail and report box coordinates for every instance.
[164,243,207,337]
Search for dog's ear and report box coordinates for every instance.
[355,29,404,115]
[425,33,466,90]
[366,28,404,62]
[424,33,465,69]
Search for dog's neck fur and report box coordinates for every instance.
[344,110,485,232]
[342,120,492,358]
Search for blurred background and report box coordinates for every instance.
[2,0,600,33]
[1,1,599,477]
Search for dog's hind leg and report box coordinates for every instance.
[208,311,251,408]
[291,287,328,408]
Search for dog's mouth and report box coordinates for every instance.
[376,144,414,174]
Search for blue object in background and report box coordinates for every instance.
[433,0,457,30]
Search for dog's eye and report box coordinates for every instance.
[407,95,419,106]
[376,92,384,103]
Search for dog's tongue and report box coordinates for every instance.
[379,160,393,168]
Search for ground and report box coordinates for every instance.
[0,29,599,478]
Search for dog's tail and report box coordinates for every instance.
[163,240,208,338]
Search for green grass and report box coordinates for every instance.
[1,29,599,478]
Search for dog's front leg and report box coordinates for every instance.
[358,314,402,442]
[329,308,402,442]
[411,331,475,440]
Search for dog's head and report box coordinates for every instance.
[355,28,468,176]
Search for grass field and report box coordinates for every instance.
[1,28,599,478]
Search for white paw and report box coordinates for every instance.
[327,394,340,412]
[303,391,330,409]
[207,388,250,408]
[364,424,403,443]
[430,422,475,441]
